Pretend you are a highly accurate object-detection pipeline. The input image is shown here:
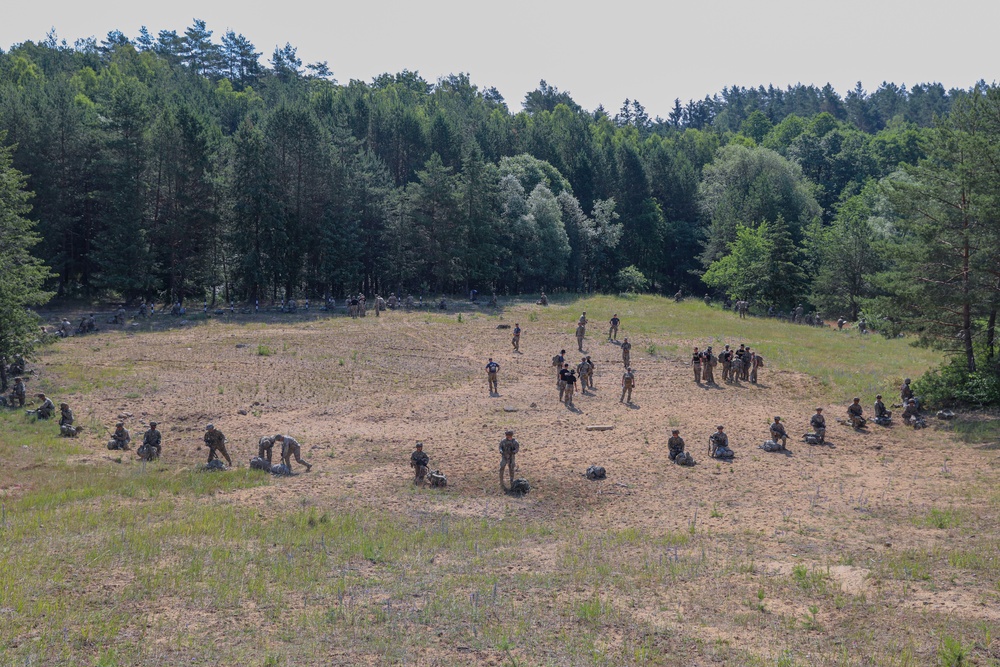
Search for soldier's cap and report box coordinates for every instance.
[876,395,882,399]
[707,346,713,351]
[672,429,680,434]
[415,441,423,448]
[816,407,823,411]
[716,425,725,429]
[505,429,514,435]
[774,416,781,421]
[205,424,214,430]
[116,422,124,427]
[149,421,158,427]
[14,376,21,381]
[904,378,911,383]
[853,397,860,402]
[908,398,916,404]
[60,403,68,408]
[36,393,45,398]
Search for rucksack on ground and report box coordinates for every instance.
[585,465,607,480]
[510,478,530,496]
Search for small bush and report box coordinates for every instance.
[937,634,969,666]
[914,360,1000,408]
[257,345,273,357]
[616,265,648,294]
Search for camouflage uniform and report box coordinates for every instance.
[139,425,162,460]
[769,419,787,448]
[667,435,685,461]
[709,430,729,458]
[11,378,26,407]
[621,340,632,367]
[552,352,566,385]
[585,356,596,389]
[36,396,55,419]
[620,368,635,403]
[810,411,826,443]
[107,425,131,451]
[410,445,429,485]
[486,360,500,394]
[702,349,716,384]
[498,433,520,489]
[558,365,571,402]
[874,399,890,419]
[258,435,276,463]
[577,359,590,394]
[276,435,311,472]
[609,316,620,341]
[847,401,866,429]
[512,325,521,352]
[575,324,586,352]
[750,353,763,384]
[719,347,732,382]
[204,426,232,465]
[59,404,76,437]
[900,380,914,404]
[692,349,702,384]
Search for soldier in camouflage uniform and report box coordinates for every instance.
[620,367,636,404]
[498,429,520,490]
[512,323,521,352]
[750,351,763,384]
[702,347,716,384]
[769,416,787,449]
[576,323,586,352]
[34,393,55,419]
[204,424,232,466]
[258,435,276,464]
[564,369,578,407]
[585,356,596,389]
[275,434,312,472]
[138,422,162,460]
[692,347,702,384]
[577,357,591,395]
[552,350,566,385]
[107,422,131,450]
[558,363,571,402]
[621,338,632,367]
[667,430,686,461]
[709,425,730,458]
[410,441,429,486]
[59,403,77,437]
[847,398,866,430]
[810,407,826,444]
[10,377,26,407]
[719,346,732,382]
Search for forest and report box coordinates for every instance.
[2,20,1000,403]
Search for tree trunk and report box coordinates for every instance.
[988,308,997,362]
[0,358,7,393]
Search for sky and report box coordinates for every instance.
[3,0,999,118]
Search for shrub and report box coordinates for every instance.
[913,360,1000,408]
[615,265,648,294]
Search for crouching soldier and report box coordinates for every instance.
[410,441,429,486]
[709,425,734,459]
[29,393,54,419]
[107,422,131,450]
[668,429,694,465]
[901,399,926,429]
[809,407,826,444]
[848,398,866,430]
[204,424,232,466]
[769,416,787,449]
[275,434,311,472]
[873,395,892,426]
[138,422,162,461]
[257,435,276,464]
[59,403,78,437]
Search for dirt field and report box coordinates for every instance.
[4,296,1000,666]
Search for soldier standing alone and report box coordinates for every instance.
[498,429,520,491]
[486,358,500,395]
[410,441,429,486]
[511,323,521,352]
[621,338,632,367]
[620,367,636,404]
[609,314,620,341]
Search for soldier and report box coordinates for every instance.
[585,356,596,389]
[874,395,891,421]
[674,289,683,302]
[621,338,632,367]
[107,422,131,450]
[349,296,359,318]
[577,357,591,395]
[837,317,846,330]
[34,393,55,419]
[564,369,578,407]
[387,293,398,309]
[750,351,764,384]
[410,441,429,486]
[848,398,866,429]
[114,306,126,325]
[59,319,72,337]
[486,358,500,395]
[609,314,620,341]
[552,350,566,385]
[769,416,787,449]
[901,398,925,428]
[59,403,77,437]
[578,311,588,328]
[620,367,636,404]
[139,422,162,460]
[794,304,804,324]
[810,407,826,444]
[900,378,914,404]
[709,425,731,458]
[498,429,520,490]
[575,322,586,352]
[667,429,686,461]
[139,302,149,318]
[558,363,572,402]
[375,294,385,316]
[87,313,97,331]
[275,434,312,472]
[405,294,414,309]
[512,323,521,352]
[204,424,232,466]
[739,300,748,319]
[538,291,548,306]
[741,348,752,381]
[719,345,733,382]
[858,318,868,334]
[692,347,702,384]
[257,435,276,463]
[704,295,711,306]
[702,346,716,384]
[10,376,26,407]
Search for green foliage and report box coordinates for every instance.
[615,265,648,293]
[937,635,970,667]
[912,360,1000,408]
[257,344,273,356]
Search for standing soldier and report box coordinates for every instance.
[750,351,764,384]
[107,422,131,450]
[667,429,686,462]
[847,398,866,430]
[410,441,429,486]
[609,314,620,341]
[577,357,591,395]
[810,407,826,444]
[702,347,716,384]
[769,416,788,449]
[575,322,586,352]
[558,363,572,402]
[719,346,733,383]
[578,311,588,328]
[139,422,162,460]
[552,349,566,385]
[257,435,276,464]
[794,304,804,323]
[692,347,702,384]
[274,434,312,472]
[620,367,636,404]
[59,403,77,437]
[837,317,846,330]
[204,424,232,466]
[585,356,596,389]
[486,358,500,395]
[498,429,520,491]
[512,323,521,352]
[10,376,26,407]
[741,348,752,381]
[564,369,578,407]
[375,294,385,316]
[621,338,632,367]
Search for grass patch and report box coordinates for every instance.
[916,507,963,530]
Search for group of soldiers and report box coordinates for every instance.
[691,344,763,385]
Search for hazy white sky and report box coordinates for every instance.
[4,0,998,118]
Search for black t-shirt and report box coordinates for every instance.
[559,368,572,382]
[565,374,577,385]
[486,362,499,373]
[610,318,620,327]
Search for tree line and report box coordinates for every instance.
[2,21,1000,402]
